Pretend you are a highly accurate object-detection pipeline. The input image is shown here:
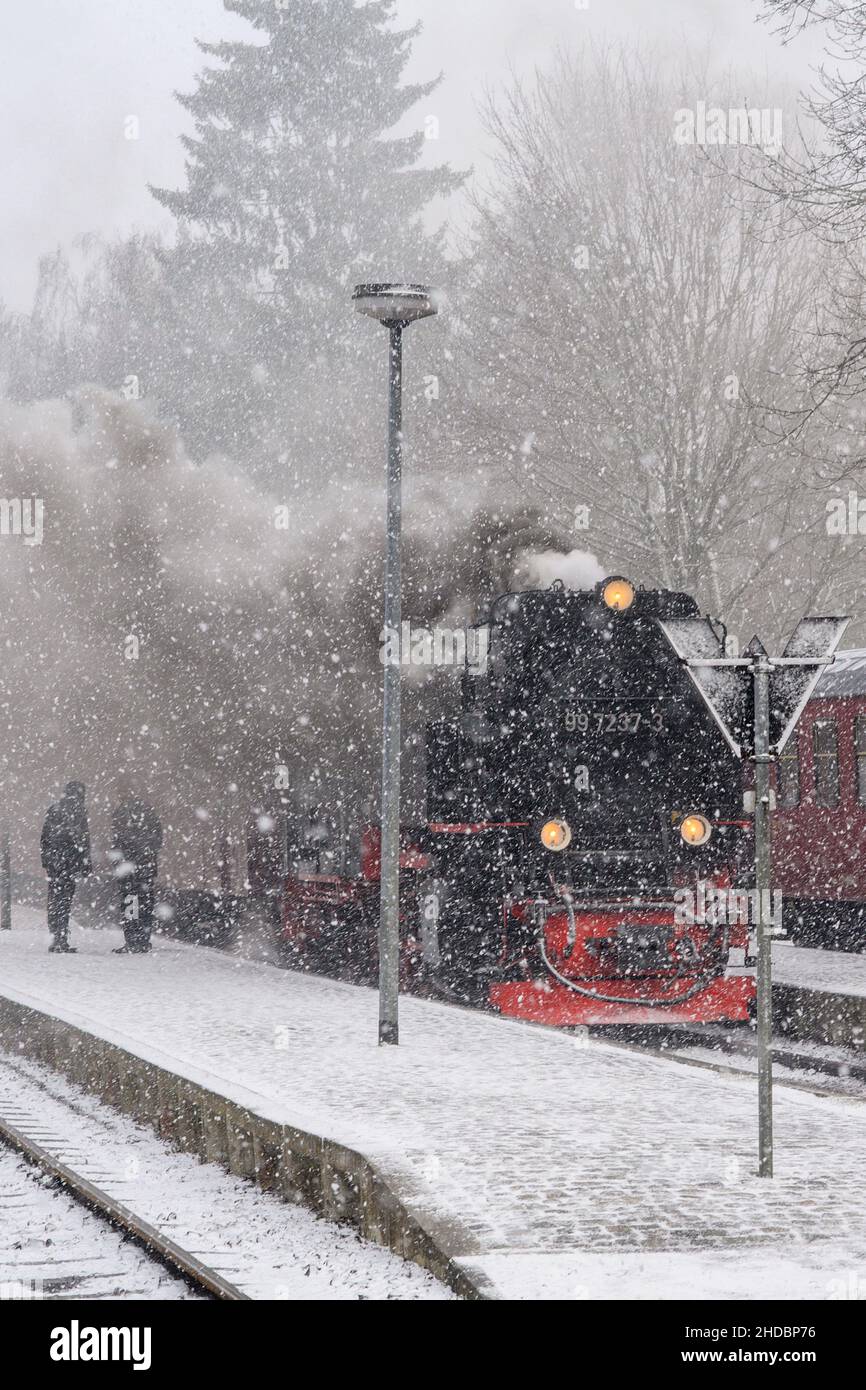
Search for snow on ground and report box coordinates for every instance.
[0,1049,452,1301]
[2,909,866,1300]
[773,939,866,999]
[0,1144,199,1301]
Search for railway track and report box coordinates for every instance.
[0,1049,454,1302]
[0,1060,249,1301]
[0,1143,207,1301]
[592,1024,866,1099]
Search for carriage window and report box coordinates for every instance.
[812,719,840,807]
[856,716,866,807]
[776,741,800,808]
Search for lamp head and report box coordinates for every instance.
[352,283,437,327]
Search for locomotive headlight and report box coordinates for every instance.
[601,577,635,611]
[680,814,712,846]
[540,818,572,852]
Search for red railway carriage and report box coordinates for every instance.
[277,823,429,987]
[773,648,866,947]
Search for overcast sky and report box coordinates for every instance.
[0,0,824,311]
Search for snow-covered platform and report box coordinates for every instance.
[772,939,866,1048]
[2,910,866,1300]
[773,939,866,999]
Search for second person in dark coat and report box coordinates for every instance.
[111,795,163,954]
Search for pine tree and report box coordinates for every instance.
[148,0,463,480]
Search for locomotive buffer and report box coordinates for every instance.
[658,615,849,1178]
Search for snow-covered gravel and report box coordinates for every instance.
[0,1143,200,1301]
[3,909,866,1300]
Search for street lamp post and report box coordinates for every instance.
[352,284,438,1045]
[0,826,10,930]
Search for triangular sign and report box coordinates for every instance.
[744,635,767,658]
[657,619,751,757]
[769,617,850,753]
[660,615,851,759]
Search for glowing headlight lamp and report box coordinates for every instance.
[679,813,712,847]
[540,818,572,852]
[601,577,635,611]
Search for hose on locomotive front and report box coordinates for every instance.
[536,887,730,1008]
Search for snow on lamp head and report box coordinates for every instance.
[352,283,437,327]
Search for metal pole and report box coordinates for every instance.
[378,322,403,1045]
[0,827,10,929]
[753,653,773,1177]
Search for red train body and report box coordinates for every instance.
[274,821,757,1025]
[487,910,755,1027]
[772,649,866,945]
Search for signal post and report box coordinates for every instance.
[659,616,849,1177]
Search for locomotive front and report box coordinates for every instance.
[424,577,757,1024]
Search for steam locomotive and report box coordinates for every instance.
[275,576,758,1027]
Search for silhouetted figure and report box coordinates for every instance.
[111,796,163,954]
[246,809,285,927]
[41,781,92,953]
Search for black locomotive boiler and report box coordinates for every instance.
[421,576,756,1024]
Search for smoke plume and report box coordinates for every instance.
[0,390,603,884]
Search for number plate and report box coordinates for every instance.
[563,707,666,735]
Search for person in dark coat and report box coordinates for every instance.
[111,795,163,954]
[41,781,92,953]
[246,808,285,927]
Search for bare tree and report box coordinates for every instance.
[755,3,866,237]
[453,47,863,640]
[745,3,866,409]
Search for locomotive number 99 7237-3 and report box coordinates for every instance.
[563,708,666,735]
